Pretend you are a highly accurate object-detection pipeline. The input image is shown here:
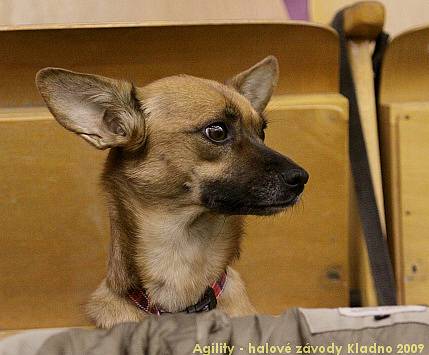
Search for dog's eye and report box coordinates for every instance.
[204,123,228,142]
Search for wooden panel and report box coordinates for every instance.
[380,26,429,105]
[379,25,429,304]
[397,105,429,305]
[380,103,429,305]
[0,108,109,330]
[0,23,339,108]
[0,327,92,341]
[237,94,350,312]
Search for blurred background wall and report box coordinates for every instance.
[1,0,429,36]
[0,0,289,26]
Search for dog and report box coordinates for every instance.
[35,55,308,328]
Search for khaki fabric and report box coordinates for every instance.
[0,328,68,355]
[300,307,429,355]
[32,307,429,355]
[37,311,302,354]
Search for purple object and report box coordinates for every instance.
[283,0,309,21]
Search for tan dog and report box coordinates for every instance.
[35,56,308,328]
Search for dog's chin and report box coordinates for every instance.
[240,196,300,216]
[206,195,300,216]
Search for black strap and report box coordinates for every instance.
[373,32,390,121]
[331,10,397,306]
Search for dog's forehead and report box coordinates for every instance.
[138,75,261,128]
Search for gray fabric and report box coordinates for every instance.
[0,328,67,355]
[34,307,429,355]
[300,307,429,355]
[37,310,302,355]
[300,306,429,333]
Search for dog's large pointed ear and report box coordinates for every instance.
[36,68,145,150]
[227,55,279,113]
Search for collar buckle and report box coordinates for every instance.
[185,287,217,313]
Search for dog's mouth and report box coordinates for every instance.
[211,194,300,216]
[244,195,300,215]
[255,195,300,208]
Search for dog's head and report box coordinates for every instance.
[36,56,308,216]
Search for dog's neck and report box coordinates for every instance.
[105,195,243,312]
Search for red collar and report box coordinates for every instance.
[128,272,227,315]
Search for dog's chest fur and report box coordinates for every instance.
[132,208,242,312]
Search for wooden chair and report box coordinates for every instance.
[379,25,429,305]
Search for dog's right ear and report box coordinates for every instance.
[227,56,279,113]
[36,68,145,150]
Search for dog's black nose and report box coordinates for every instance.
[283,169,309,188]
